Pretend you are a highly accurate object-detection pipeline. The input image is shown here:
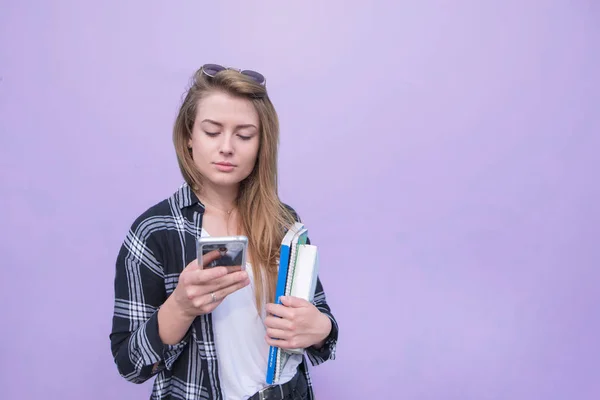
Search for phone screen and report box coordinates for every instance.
[200,241,246,268]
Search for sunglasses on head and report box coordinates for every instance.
[200,63,266,86]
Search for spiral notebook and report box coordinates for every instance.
[265,223,320,385]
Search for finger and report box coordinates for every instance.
[221,265,243,274]
[183,268,248,294]
[280,296,310,308]
[265,303,294,320]
[201,250,222,268]
[264,315,294,331]
[265,335,303,350]
[185,265,230,286]
[265,335,284,348]
[192,291,221,309]
[201,251,243,272]
[184,258,200,271]
[202,265,243,281]
[193,295,229,316]
[208,270,249,292]
[212,275,251,301]
[266,327,290,340]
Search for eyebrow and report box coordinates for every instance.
[201,119,257,130]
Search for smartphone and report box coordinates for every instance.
[197,235,248,270]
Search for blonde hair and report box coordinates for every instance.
[173,66,296,311]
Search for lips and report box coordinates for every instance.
[213,161,236,172]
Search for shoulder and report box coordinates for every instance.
[281,202,302,223]
[116,185,194,269]
[280,202,313,244]
[126,183,192,241]
[128,199,171,234]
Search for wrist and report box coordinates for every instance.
[313,312,332,349]
[158,294,196,346]
[165,294,195,323]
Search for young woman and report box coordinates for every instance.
[109,64,338,400]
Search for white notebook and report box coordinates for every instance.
[282,243,320,356]
[289,244,319,303]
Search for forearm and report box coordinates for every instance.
[305,291,338,365]
[111,225,192,382]
[158,295,196,345]
[312,312,333,349]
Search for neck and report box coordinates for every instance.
[198,183,239,213]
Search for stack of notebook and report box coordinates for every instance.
[265,222,320,385]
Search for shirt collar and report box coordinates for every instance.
[174,182,205,210]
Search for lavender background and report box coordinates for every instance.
[1,1,599,399]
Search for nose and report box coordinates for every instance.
[219,133,234,155]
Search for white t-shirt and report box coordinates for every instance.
[202,229,302,400]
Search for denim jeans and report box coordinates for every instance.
[283,372,309,400]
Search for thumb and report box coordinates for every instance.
[280,296,309,308]
[200,249,222,268]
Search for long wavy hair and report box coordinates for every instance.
[172,66,296,312]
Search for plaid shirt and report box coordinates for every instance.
[109,183,338,399]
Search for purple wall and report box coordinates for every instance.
[2,1,599,399]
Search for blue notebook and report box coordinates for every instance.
[265,222,307,384]
[273,242,320,383]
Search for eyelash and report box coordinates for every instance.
[205,132,252,140]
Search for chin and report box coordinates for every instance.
[205,173,246,188]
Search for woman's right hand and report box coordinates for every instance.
[172,250,250,318]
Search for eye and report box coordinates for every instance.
[204,131,219,137]
[238,135,252,141]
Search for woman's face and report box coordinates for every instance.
[189,91,260,190]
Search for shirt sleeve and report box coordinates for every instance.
[305,239,339,366]
[281,203,340,365]
[306,284,339,365]
[109,218,190,383]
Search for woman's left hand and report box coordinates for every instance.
[264,296,332,350]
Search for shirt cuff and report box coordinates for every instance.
[306,312,338,365]
[137,310,191,372]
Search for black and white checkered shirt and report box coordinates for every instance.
[109,183,338,399]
